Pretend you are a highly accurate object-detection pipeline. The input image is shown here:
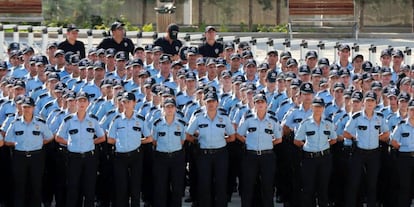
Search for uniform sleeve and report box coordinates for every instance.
[282,110,294,129]
[141,120,151,138]
[94,119,105,138]
[57,121,69,140]
[4,122,15,143]
[344,117,357,137]
[152,124,159,141]
[41,123,54,140]
[329,122,337,140]
[237,119,248,136]
[186,117,198,135]
[294,121,306,141]
[380,116,389,133]
[224,116,236,136]
[108,118,118,139]
[390,124,401,143]
[180,122,186,141]
[273,120,282,139]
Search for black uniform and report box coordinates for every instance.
[198,41,223,58]
[153,37,183,56]
[58,40,86,59]
[97,37,134,58]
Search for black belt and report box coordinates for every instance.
[115,148,140,157]
[303,149,330,158]
[57,145,68,152]
[155,149,183,157]
[14,149,43,158]
[355,147,380,154]
[200,146,226,155]
[399,152,414,158]
[246,149,274,155]
[69,150,95,158]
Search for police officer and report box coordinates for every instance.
[152,98,187,207]
[154,23,183,58]
[294,97,337,207]
[56,91,106,207]
[4,96,54,207]
[186,92,236,207]
[236,93,282,207]
[390,99,414,207]
[58,24,86,59]
[107,92,152,207]
[97,21,134,58]
[344,91,390,207]
[198,26,223,58]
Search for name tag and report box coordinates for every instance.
[15,131,24,136]
[216,124,225,128]
[199,124,208,128]
[69,129,78,135]
[32,131,41,136]
[158,132,166,137]
[248,127,257,132]
[86,128,95,133]
[358,125,367,130]
[306,131,315,136]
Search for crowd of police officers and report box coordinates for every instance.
[0,20,414,207]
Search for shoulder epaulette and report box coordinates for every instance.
[150,106,157,111]
[177,110,184,117]
[35,116,46,124]
[185,100,193,106]
[324,117,333,123]
[267,110,276,116]
[218,107,227,114]
[89,114,99,121]
[76,80,83,84]
[269,115,278,123]
[106,109,116,116]
[386,113,394,120]
[178,119,186,126]
[280,99,289,106]
[274,93,282,99]
[221,93,229,99]
[176,91,183,96]
[193,108,203,116]
[136,114,145,121]
[245,114,253,120]
[142,103,149,107]
[44,102,53,109]
[381,108,387,112]
[39,93,48,99]
[94,98,105,103]
[153,118,162,126]
[352,112,362,119]
[112,114,121,121]
[6,113,15,117]
[131,88,140,93]
[0,99,5,105]
[325,102,333,107]
[342,113,349,119]
[219,112,228,116]
[64,115,73,122]
[399,120,407,125]
[376,112,384,118]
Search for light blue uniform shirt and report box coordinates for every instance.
[295,116,337,152]
[386,111,404,132]
[344,110,389,150]
[49,110,69,133]
[57,113,105,153]
[186,110,235,149]
[25,75,43,94]
[153,116,186,153]
[11,66,29,79]
[269,91,288,112]
[0,100,16,123]
[335,112,353,146]
[5,116,53,151]
[282,105,313,131]
[275,99,295,121]
[108,112,150,153]
[237,113,282,151]
[80,81,101,101]
[100,109,121,131]
[391,119,414,152]
[316,89,333,104]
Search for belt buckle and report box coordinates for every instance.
[257,150,262,155]
[320,150,325,156]
[25,151,31,158]
[309,152,314,158]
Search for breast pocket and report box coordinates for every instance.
[401,133,411,145]
[247,127,257,132]
[32,131,41,136]
[264,129,274,135]
[358,125,367,130]
[216,124,226,128]
[158,132,166,137]
[323,131,331,136]
[374,125,380,130]
[174,131,182,136]
[198,124,208,128]
[293,118,303,123]
[86,128,95,133]
[305,131,315,136]
[15,131,24,136]
[69,129,78,135]
[132,126,141,132]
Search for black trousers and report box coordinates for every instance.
[55,145,68,207]
[141,143,154,205]
[197,147,228,207]
[345,148,381,207]
[397,153,414,207]
[66,151,98,207]
[12,150,45,207]
[240,151,275,207]
[42,141,57,206]
[113,148,143,207]
[301,153,332,207]
[0,146,13,207]
[153,150,186,207]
